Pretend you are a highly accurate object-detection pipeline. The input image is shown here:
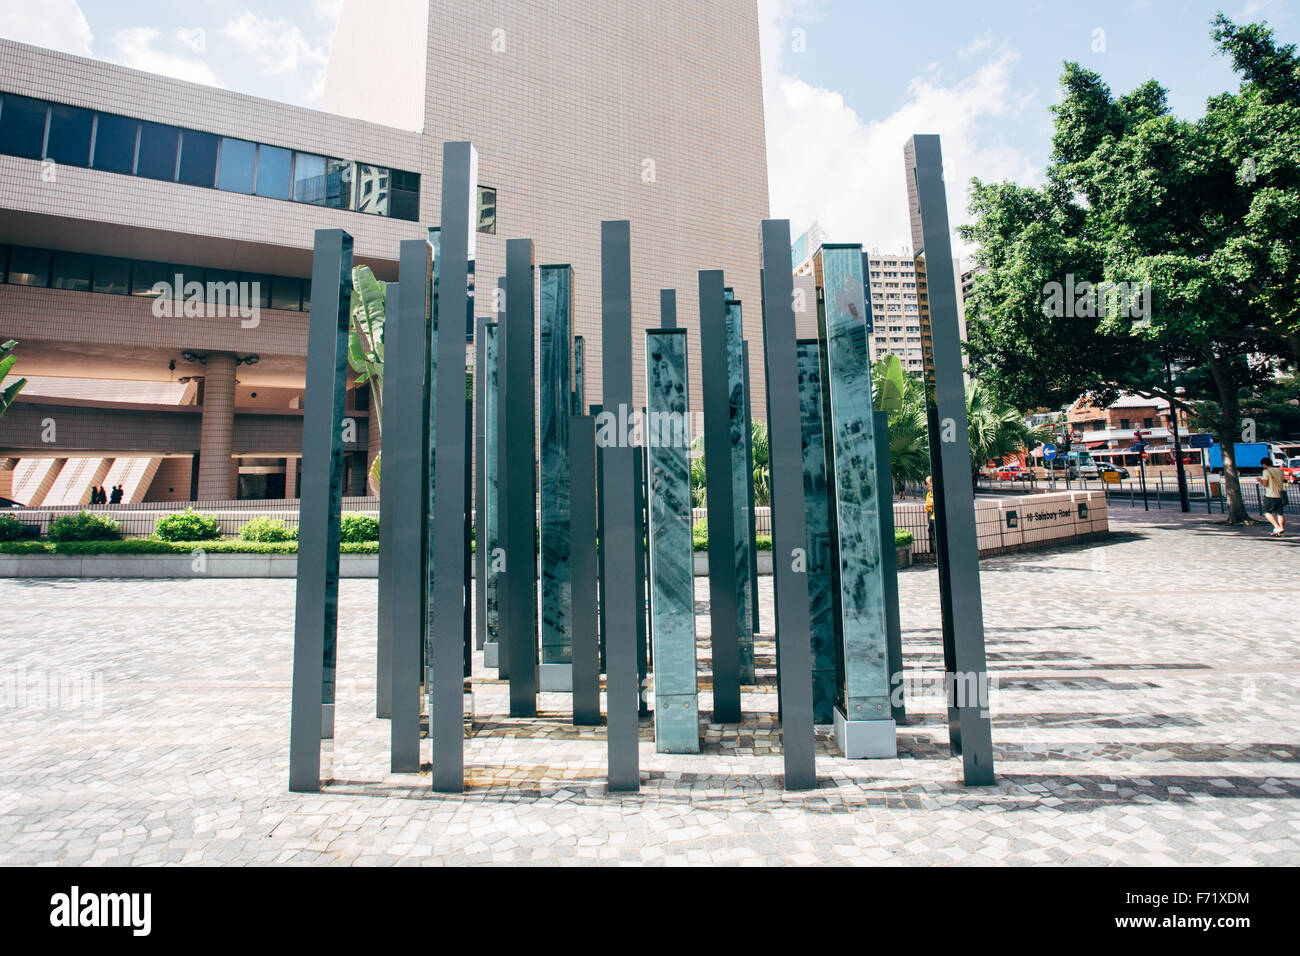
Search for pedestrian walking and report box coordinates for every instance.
[1258,456,1287,536]
[924,475,935,552]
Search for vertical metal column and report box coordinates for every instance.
[540,264,574,690]
[744,340,760,637]
[482,322,501,669]
[572,335,584,416]
[425,142,476,792]
[759,220,817,790]
[725,293,755,682]
[474,310,489,652]
[491,276,508,676]
[815,243,895,759]
[660,289,676,329]
[874,408,906,725]
[699,270,742,723]
[570,415,601,725]
[388,241,431,773]
[601,220,640,791]
[796,339,836,724]
[634,442,649,716]
[289,228,352,792]
[376,280,399,719]
[645,328,700,752]
[503,238,538,717]
[906,133,995,784]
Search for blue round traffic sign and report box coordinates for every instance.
[1043,443,1057,460]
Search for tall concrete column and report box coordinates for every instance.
[197,352,237,500]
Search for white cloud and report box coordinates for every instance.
[958,30,995,59]
[221,11,330,104]
[113,26,220,86]
[759,0,1040,260]
[314,0,345,22]
[176,27,206,54]
[0,0,93,57]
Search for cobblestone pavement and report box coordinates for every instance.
[1,511,1296,865]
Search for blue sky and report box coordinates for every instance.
[1,0,1294,256]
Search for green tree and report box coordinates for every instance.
[871,356,930,491]
[0,339,27,418]
[966,380,1049,479]
[960,15,1299,522]
[347,266,387,492]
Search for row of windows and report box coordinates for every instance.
[0,91,420,221]
[0,243,311,311]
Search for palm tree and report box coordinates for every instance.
[871,355,930,491]
[965,380,1047,478]
[689,420,770,508]
[347,266,388,491]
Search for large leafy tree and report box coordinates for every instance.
[960,15,1299,522]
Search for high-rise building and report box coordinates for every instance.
[0,0,768,505]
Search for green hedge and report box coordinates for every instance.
[691,519,772,552]
[339,513,379,542]
[48,511,120,542]
[894,528,914,547]
[239,516,295,543]
[0,539,379,556]
[154,508,220,542]
[0,513,39,541]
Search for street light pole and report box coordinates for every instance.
[1165,357,1190,513]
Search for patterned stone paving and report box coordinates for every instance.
[1,508,1297,865]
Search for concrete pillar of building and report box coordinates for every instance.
[197,352,238,501]
[286,456,299,500]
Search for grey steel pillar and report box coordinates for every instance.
[635,442,649,716]
[815,243,895,759]
[425,142,476,792]
[601,220,640,791]
[758,220,817,790]
[743,339,760,636]
[725,294,756,682]
[796,339,836,725]
[572,335,584,416]
[539,264,574,690]
[482,322,501,668]
[570,415,600,725]
[502,238,538,716]
[699,270,742,723]
[389,240,432,774]
[376,280,399,719]
[289,228,352,792]
[645,328,699,752]
[660,289,676,329]
[489,276,508,674]
[474,310,489,652]
[875,408,906,725]
[906,133,995,784]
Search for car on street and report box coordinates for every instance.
[994,464,1029,480]
[1097,464,1130,479]
[1282,457,1300,484]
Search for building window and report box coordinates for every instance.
[390,168,420,220]
[5,246,50,286]
[0,93,48,160]
[354,163,389,215]
[51,251,92,292]
[92,113,139,174]
[178,129,219,187]
[216,137,256,194]
[1119,418,1130,430]
[241,273,272,308]
[1143,417,1153,429]
[136,121,180,181]
[477,185,497,233]
[255,145,292,199]
[291,152,328,204]
[131,260,170,296]
[324,158,352,209]
[92,256,131,294]
[45,103,93,167]
[270,276,302,311]
[204,268,239,305]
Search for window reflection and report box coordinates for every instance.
[136,121,179,181]
[216,137,256,194]
[291,152,327,204]
[92,256,131,294]
[92,113,138,174]
[7,246,50,286]
[46,104,93,167]
[178,130,218,187]
[0,94,47,160]
[256,145,291,199]
[51,252,92,292]
[354,163,389,215]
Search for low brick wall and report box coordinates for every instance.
[895,490,1109,559]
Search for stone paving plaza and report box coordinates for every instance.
[1,506,1297,865]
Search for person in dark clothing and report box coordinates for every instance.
[109,485,123,504]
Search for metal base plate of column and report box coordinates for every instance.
[833,707,897,759]
[539,662,573,691]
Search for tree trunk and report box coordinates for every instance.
[1207,353,1251,523]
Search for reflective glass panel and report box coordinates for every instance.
[178,129,219,187]
[241,273,272,308]
[92,113,138,174]
[324,158,352,209]
[0,94,47,159]
[354,163,389,215]
[216,137,255,193]
[390,168,420,221]
[131,260,169,296]
[136,121,179,181]
[255,145,291,199]
[51,252,92,292]
[6,246,50,286]
[92,256,131,294]
[270,276,302,311]
[45,103,93,167]
[292,152,327,204]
